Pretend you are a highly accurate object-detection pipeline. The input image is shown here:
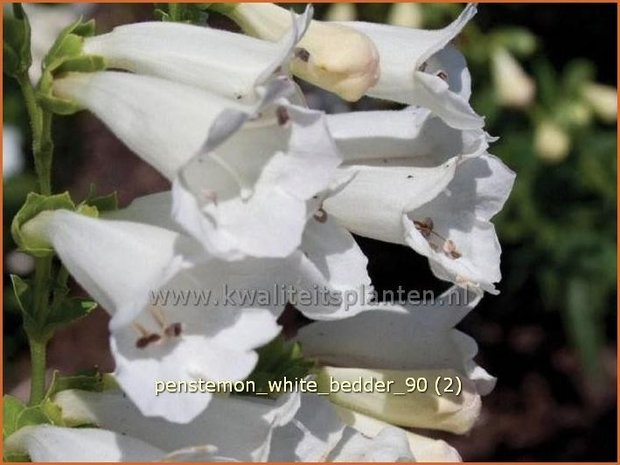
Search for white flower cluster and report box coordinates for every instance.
[10,3,515,462]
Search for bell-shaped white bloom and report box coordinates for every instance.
[340,4,482,129]
[52,71,292,179]
[225,3,380,101]
[54,71,343,261]
[83,8,312,103]
[7,388,299,461]
[491,47,535,109]
[296,286,496,434]
[324,107,513,292]
[21,207,289,423]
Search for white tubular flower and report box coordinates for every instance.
[226,3,380,101]
[296,286,496,434]
[491,47,535,109]
[52,71,292,179]
[340,4,482,129]
[82,8,312,103]
[53,71,343,261]
[21,207,285,423]
[324,107,513,292]
[7,389,299,462]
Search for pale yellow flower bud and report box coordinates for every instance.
[317,366,481,434]
[583,83,617,123]
[535,120,571,162]
[387,3,423,29]
[492,47,535,109]
[228,3,380,101]
[324,3,356,22]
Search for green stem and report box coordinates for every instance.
[16,71,55,405]
[28,339,48,405]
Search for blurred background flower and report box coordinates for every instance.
[3,3,616,461]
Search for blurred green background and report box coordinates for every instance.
[3,3,617,461]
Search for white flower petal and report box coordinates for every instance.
[6,425,165,462]
[84,8,311,103]
[327,426,414,462]
[403,154,516,293]
[334,406,462,462]
[32,209,197,330]
[292,214,372,319]
[172,104,342,260]
[270,393,345,461]
[52,72,293,179]
[341,4,482,129]
[297,286,495,397]
[55,389,300,461]
[111,306,281,423]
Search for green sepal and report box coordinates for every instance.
[81,184,119,213]
[46,369,108,400]
[3,4,32,78]
[3,396,26,439]
[11,192,75,257]
[241,336,315,398]
[10,275,37,335]
[36,17,104,115]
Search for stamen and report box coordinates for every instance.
[136,333,162,349]
[437,71,449,81]
[132,322,149,337]
[413,217,433,238]
[419,62,428,72]
[443,239,462,259]
[149,306,168,330]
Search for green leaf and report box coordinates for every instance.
[3,4,32,78]
[36,17,105,115]
[11,192,75,257]
[15,405,52,430]
[240,336,315,398]
[81,185,118,212]
[46,297,97,334]
[3,396,26,438]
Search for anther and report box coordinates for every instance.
[276,106,290,126]
[314,208,328,223]
[294,47,311,63]
[164,322,183,338]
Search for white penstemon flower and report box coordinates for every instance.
[53,72,344,261]
[20,206,285,423]
[324,107,515,293]
[338,4,483,129]
[82,7,312,103]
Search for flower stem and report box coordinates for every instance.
[28,338,48,405]
[16,72,55,405]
